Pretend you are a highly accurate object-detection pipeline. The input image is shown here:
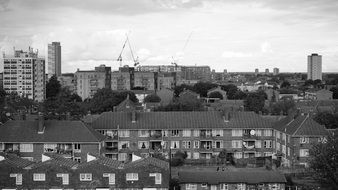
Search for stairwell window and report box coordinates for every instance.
[80,173,92,181]
[182,130,191,137]
[33,173,46,181]
[74,144,81,153]
[126,173,138,181]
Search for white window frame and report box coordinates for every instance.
[138,130,149,137]
[43,143,57,152]
[103,173,115,185]
[80,173,92,181]
[33,173,46,181]
[119,130,130,137]
[126,173,138,181]
[264,140,272,148]
[193,141,199,149]
[138,141,149,149]
[57,173,69,185]
[74,143,81,153]
[171,130,180,137]
[119,141,130,150]
[212,129,223,137]
[300,149,309,157]
[182,141,191,149]
[232,129,242,137]
[171,141,180,149]
[300,137,309,144]
[182,129,191,137]
[186,184,197,190]
[19,143,33,152]
[10,173,22,185]
[193,130,200,137]
[263,130,272,137]
[220,184,228,190]
[232,140,242,148]
[150,173,162,184]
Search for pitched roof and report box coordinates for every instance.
[0,120,105,143]
[91,111,273,130]
[274,114,329,136]
[124,157,169,169]
[179,170,286,184]
[114,95,136,112]
[82,114,100,124]
[28,153,79,169]
[0,153,34,168]
[77,153,123,169]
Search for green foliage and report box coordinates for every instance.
[278,88,298,94]
[155,93,204,111]
[330,87,338,99]
[46,75,61,98]
[244,90,267,113]
[89,89,138,113]
[208,91,223,99]
[173,84,193,97]
[221,84,247,100]
[144,94,161,103]
[309,135,338,188]
[192,82,218,97]
[304,79,314,86]
[313,112,338,129]
[280,80,291,88]
[270,99,296,115]
[171,150,187,166]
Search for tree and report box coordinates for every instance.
[144,94,161,103]
[244,91,267,113]
[208,91,223,99]
[330,87,338,99]
[221,84,246,100]
[171,150,187,166]
[46,75,61,98]
[173,84,193,97]
[313,112,338,129]
[280,81,291,88]
[192,82,218,97]
[304,79,314,86]
[270,99,296,115]
[309,135,338,188]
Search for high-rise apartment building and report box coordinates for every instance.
[265,68,269,75]
[307,53,322,80]
[255,68,259,75]
[273,68,279,76]
[180,66,211,82]
[2,48,45,102]
[48,42,61,78]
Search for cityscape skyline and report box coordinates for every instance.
[0,0,338,73]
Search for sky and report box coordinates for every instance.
[0,0,338,73]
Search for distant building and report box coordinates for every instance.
[265,68,269,75]
[134,72,156,90]
[307,53,322,80]
[181,66,211,82]
[2,47,45,102]
[0,72,3,89]
[273,68,279,76]
[255,68,259,75]
[95,64,111,89]
[58,73,76,93]
[111,71,132,90]
[305,89,333,100]
[75,67,108,100]
[136,65,181,72]
[48,42,61,78]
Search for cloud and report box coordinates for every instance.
[261,42,272,53]
[222,51,254,58]
[0,0,9,11]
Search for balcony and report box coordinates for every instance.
[106,135,118,141]
[150,130,163,140]
[149,142,163,152]
[243,133,257,140]
[243,141,256,152]
[200,130,212,139]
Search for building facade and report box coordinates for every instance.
[307,53,322,80]
[273,68,279,76]
[57,73,76,93]
[2,48,45,102]
[180,66,211,82]
[48,42,61,78]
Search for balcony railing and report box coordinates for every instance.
[243,133,257,139]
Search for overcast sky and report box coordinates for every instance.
[1,0,338,73]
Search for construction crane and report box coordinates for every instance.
[171,31,193,68]
[116,34,140,67]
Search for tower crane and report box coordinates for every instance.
[171,31,193,68]
[116,33,140,67]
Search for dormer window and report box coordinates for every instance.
[33,173,46,181]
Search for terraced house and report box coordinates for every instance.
[0,116,104,162]
[91,110,277,162]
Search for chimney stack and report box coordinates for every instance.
[38,112,45,134]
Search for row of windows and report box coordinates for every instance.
[100,129,274,138]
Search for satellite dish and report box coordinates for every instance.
[250,130,256,135]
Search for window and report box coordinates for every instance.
[186,152,192,159]
[150,173,162,184]
[193,141,199,149]
[80,173,92,181]
[171,141,180,149]
[182,141,191,149]
[220,184,228,190]
[282,133,286,141]
[171,130,180,137]
[201,183,208,188]
[118,153,127,161]
[182,130,191,137]
[138,141,149,149]
[0,143,4,151]
[138,130,149,137]
[318,137,327,143]
[232,129,242,136]
[232,140,242,148]
[256,129,262,136]
[74,157,81,163]
[186,184,197,190]
[119,141,130,149]
[234,152,242,159]
[103,173,115,185]
[211,185,217,190]
[264,152,272,156]
[19,143,33,152]
[300,137,309,144]
[44,144,57,152]
[276,142,280,151]
[255,140,261,148]
[276,131,280,139]
[213,140,223,149]
[212,129,223,137]
[264,140,272,148]
[282,145,286,154]
[193,130,200,137]
[237,183,245,190]
[57,173,69,185]
[287,147,290,156]
[300,149,309,157]
[126,173,138,181]
[255,152,262,157]
[10,173,22,185]
[193,152,200,159]
[263,130,272,136]
[119,130,130,137]
[33,173,46,181]
[74,144,81,153]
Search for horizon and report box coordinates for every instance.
[1,0,338,73]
